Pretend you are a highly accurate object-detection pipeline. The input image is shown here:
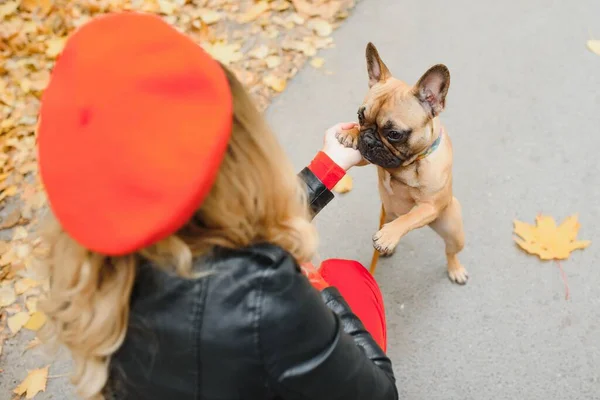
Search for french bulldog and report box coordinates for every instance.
[338,43,468,284]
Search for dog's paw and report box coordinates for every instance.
[448,264,469,285]
[336,129,359,150]
[380,248,396,258]
[372,224,401,256]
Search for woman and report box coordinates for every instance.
[36,12,398,400]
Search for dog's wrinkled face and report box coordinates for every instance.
[357,43,451,169]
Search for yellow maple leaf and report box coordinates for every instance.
[13,365,50,399]
[513,214,590,260]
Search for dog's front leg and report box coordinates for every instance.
[373,203,437,255]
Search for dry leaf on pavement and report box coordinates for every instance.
[8,312,30,334]
[264,75,287,92]
[201,42,243,65]
[514,214,590,300]
[45,37,66,58]
[0,208,21,229]
[587,40,600,55]
[310,57,325,68]
[15,278,42,295]
[24,311,47,331]
[25,296,38,313]
[513,214,590,260]
[307,19,333,37]
[13,365,50,399]
[238,1,269,23]
[198,9,222,24]
[291,0,342,19]
[0,286,17,307]
[265,55,282,68]
[333,174,353,194]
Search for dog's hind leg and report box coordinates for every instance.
[429,196,468,285]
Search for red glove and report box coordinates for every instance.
[300,262,330,291]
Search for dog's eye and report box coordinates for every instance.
[387,130,407,142]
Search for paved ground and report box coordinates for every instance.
[3,0,600,398]
[269,0,600,399]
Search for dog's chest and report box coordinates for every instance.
[380,165,420,192]
[378,168,415,199]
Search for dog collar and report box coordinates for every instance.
[416,127,443,161]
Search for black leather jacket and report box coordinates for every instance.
[104,167,398,399]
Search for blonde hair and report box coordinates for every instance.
[37,65,318,399]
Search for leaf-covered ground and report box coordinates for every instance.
[0,0,358,397]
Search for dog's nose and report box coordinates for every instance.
[362,132,377,147]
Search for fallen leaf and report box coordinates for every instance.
[0,208,21,230]
[0,1,18,18]
[264,75,287,92]
[8,312,30,334]
[282,39,317,56]
[15,278,41,295]
[249,45,270,60]
[198,8,222,24]
[201,42,243,65]
[20,0,53,15]
[24,311,47,331]
[587,40,600,55]
[25,296,38,313]
[265,55,282,68]
[157,0,177,15]
[0,185,18,202]
[307,18,332,37]
[271,0,291,11]
[45,37,66,58]
[291,0,342,19]
[24,337,42,353]
[15,243,33,259]
[13,365,49,399]
[513,214,590,260]
[310,57,325,68]
[333,174,353,194]
[238,1,269,23]
[13,226,29,241]
[0,286,16,307]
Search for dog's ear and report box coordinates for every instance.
[366,42,391,88]
[414,64,450,117]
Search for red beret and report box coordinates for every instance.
[37,12,233,255]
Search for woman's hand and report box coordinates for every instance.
[321,122,364,171]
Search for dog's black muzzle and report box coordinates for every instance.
[358,128,403,169]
